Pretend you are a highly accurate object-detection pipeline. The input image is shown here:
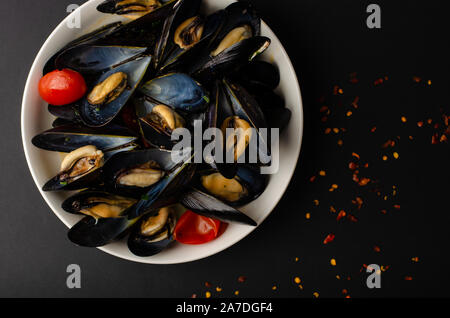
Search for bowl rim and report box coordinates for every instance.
[21,0,304,264]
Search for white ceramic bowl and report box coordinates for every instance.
[21,0,303,264]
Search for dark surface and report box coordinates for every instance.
[1,0,449,298]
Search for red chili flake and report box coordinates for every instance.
[352,197,363,209]
[330,206,336,213]
[309,176,316,183]
[347,214,358,222]
[323,234,335,244]
[333,85,340,95]
[371,126,377,133]
[348,162,357,170]
[427,118,433,124]
[382,139,395,148]
[336,210,346,221]
[205,282,212,288]
[342,289,348,295]
[405,276,413,281]
[440,134,448,143]
[352,152,360,159]
[444,115,449,126]
[321,116,328,123]
[351,96,359,108]
[319,106,329,113]
[374,78,384,86]
[432,134,439,144]
[374,246,381,252]
[191,294,197,298]
[352,174,360,183]
[393,204,401,210]
[411,257,419,263]
[238,276,247,283]
[358,178,371,186]
[413,76,421,83]
[324,128,331,134]
[381,209,387,214]
[417,121,424,127]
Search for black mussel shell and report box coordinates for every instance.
[43,22,122,75]
[42,167,103,192]
[68,215,136,247]
[32,124,138,153]
[127,208,176,257]
[253,91,291,130]
[48,104,83,124]
[180,188,257,226]
[190,36,271,83]
[232,60,280,92]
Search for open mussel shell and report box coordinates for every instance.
[128,206,176,256]
[80,55,152,127]
[42,145,106,192]
[97,0,179,19]
[139,73,209,114]
[68,215,137,247]
[43,22,123,75]
[252,90,291,131]
[198,165,267,207]
[62,190,137,217]
[153,0,202,69]
[102,148,177,197]
[55,46,147,76]
[32,124,138,153]
[156,4,226,73]
[126,153,196,219]
[180,188,257,226]
[190,36,271,83]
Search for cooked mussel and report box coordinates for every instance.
[231,60,280,92]
[199,165,267,207]
[43,145,104,191]
[97,0,165,19]
[80,55,152,127]
[139,73,209,114]
[128,206,176,256]
[62,190,137,218]
[180,188,257,226]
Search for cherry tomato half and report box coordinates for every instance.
[174,211,222,245]
[38,69,87,106]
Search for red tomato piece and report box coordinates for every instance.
[174,211,222,245]
[38,69,87,106]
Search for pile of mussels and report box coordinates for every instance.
[32,0,291,257]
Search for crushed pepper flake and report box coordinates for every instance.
[371,126,377,133]
[411,257,419,263]
[272,286,277,291]
[337,139,343,146]
[330,206,336,213]
[319,170,326,176]
[336,275,341,280]
[324,128,331,134]
[352,152,360,159]
[352,96,359,108]
[427,118,433,124]
[440,134,448,142]
[393,152,399,159]
[349,162,357,170]
[413,76,421,83]
[374,246,381,252]
[234,290,240,296]
[342,289,348,295]
[432,133,439,144]
[205,282,212,288]
[394,204,401,210]
[427,80,432,85]
[346,111,353,117]
[295,257,299,262]
[294,277,301,284]
[309,175,316,182]
[405,276,413,281]
[313,199,319,206]
[330,259,337,266]
[298,284,304,290]
[237,276,246,283]
[313,292,319,298]
[417,121,424,127]
[191,294,197,298]
[381,209,387,214]
[358,178,371,186]
[347,214,358,222]
[323,234,335,244]
[382,155,388,161]
[401,116,407,123]
[333,128,340,134]
[216,287,222,292]
[319,106,329,113]
[205,291,211,298]
[337,210,346,221]
[305,213,311,219]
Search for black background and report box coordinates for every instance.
[0,0,449,298]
